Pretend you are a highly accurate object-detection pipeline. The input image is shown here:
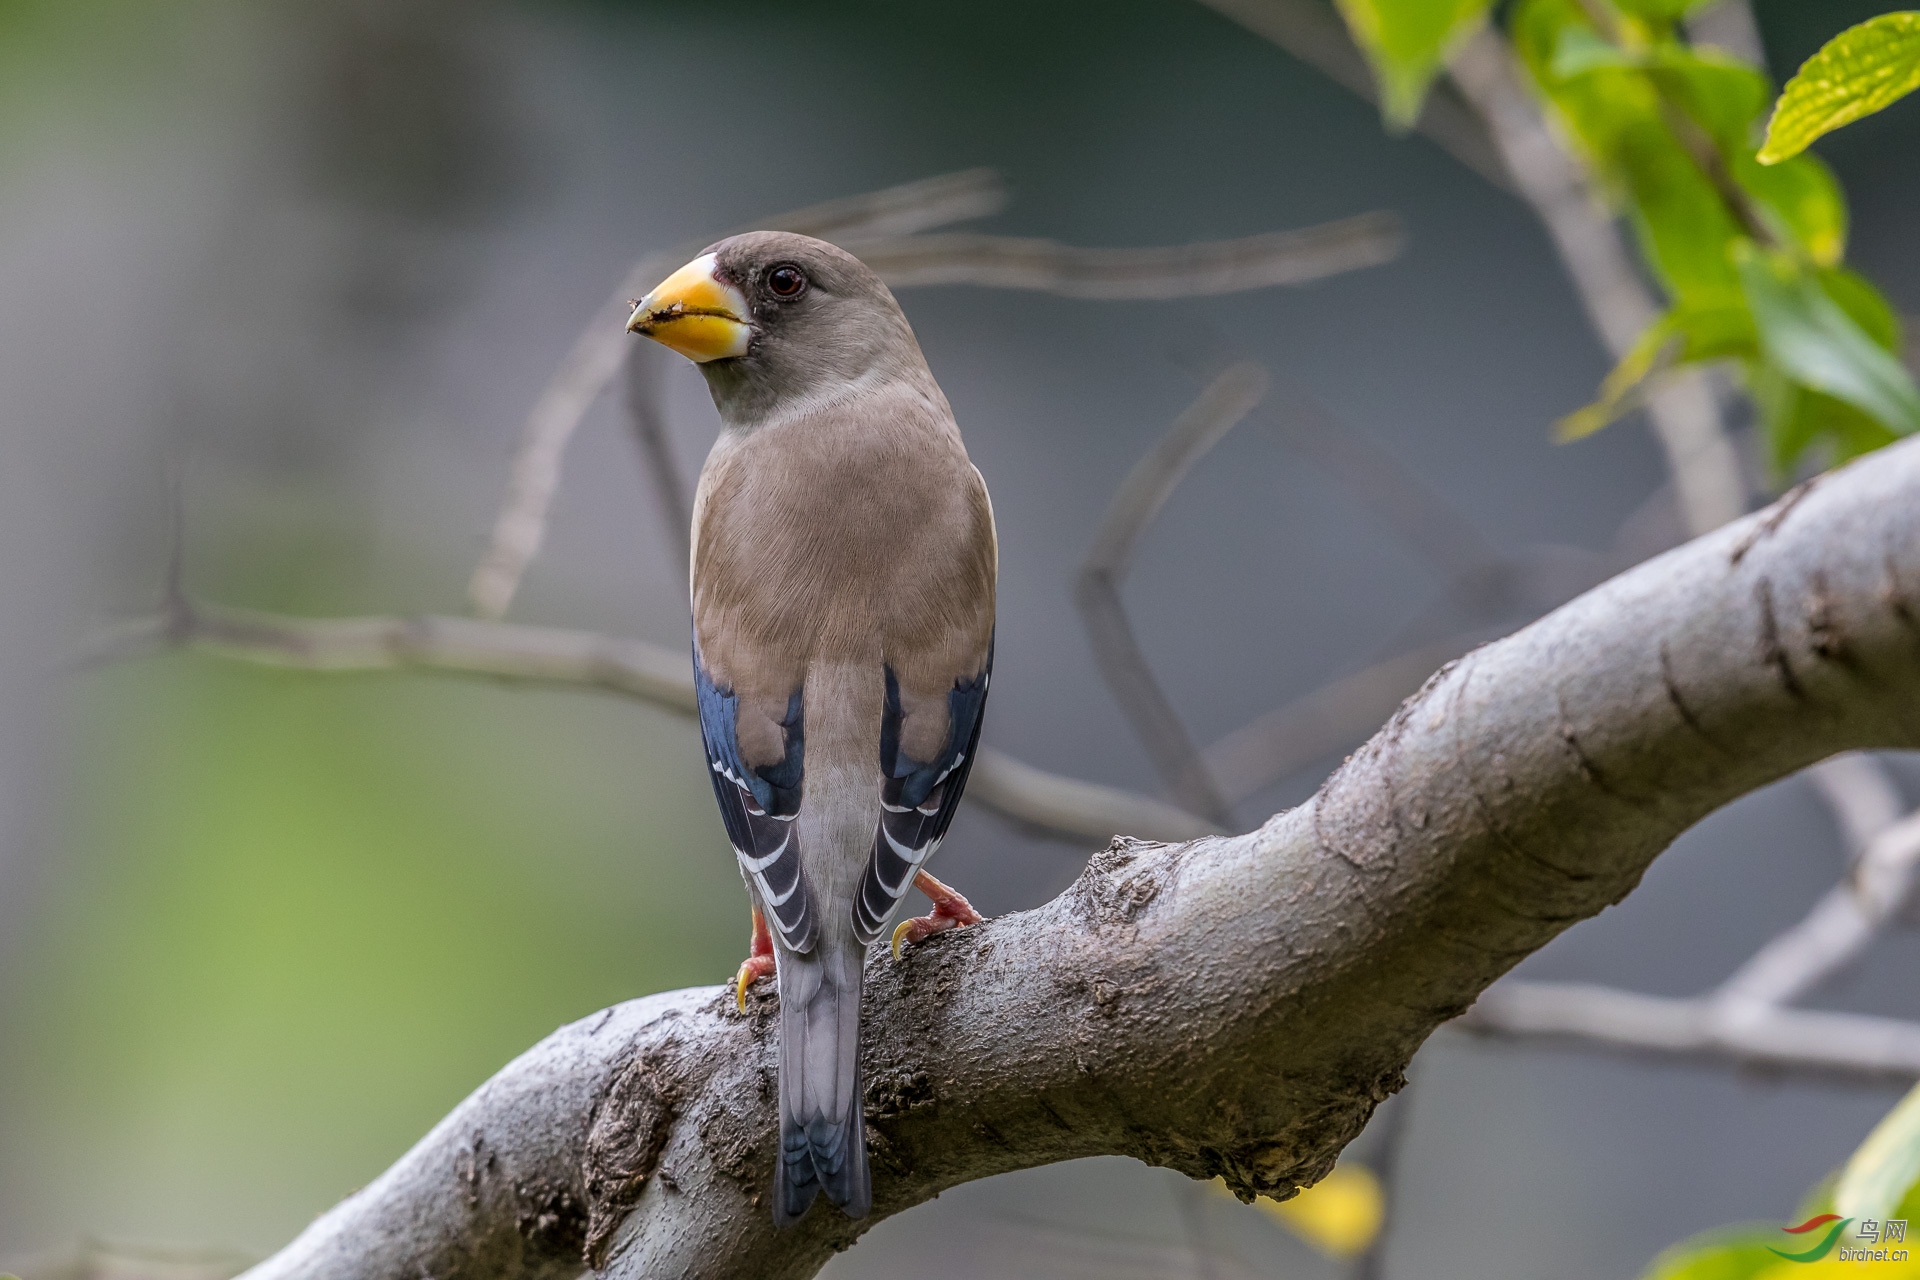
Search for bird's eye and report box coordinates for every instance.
[766,264,808,299]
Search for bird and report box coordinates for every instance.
[625,231,995,1225]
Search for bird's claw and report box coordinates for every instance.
[890,871,984,958]
[734,906,777,1010]
[734,952,776,1011]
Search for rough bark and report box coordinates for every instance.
[240,439,1920,1280]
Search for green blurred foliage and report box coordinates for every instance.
[1334,0,1494,126]
[1330,0,1920,477]
[1642,1081,1920,1278]
[0,627,741,1247]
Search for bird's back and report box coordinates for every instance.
[691,380,995,1221]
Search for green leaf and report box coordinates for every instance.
[1819,265,1902,349]
[1734,150,1847,265]
[1334,0,1495,128]
[1557,317,1679,442]
[1559,294,1756,442]
[1758,11,1920,163]
[1515,6,1747,301]
[1612,0,1714,20]
[1644,48,1769,151]
[1835,1080,1920,1222]
[1734,241,1920,438]
[1752,361,1900,475]
[1638,1227,1793,1280]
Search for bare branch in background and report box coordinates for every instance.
[1353,1081,1415,1280]
[1188,0,1514,192]
[80,600,1215,848]
[1713,809,1920,1008]
[1459,985,1920,1082]
[851,213,1405,298]
[1203,629,1504,804]
[1199,1,1751,538]
[7,1239,250,1280]
[1807,752,1908,859]
[964,746,1222,845]
[1463,780,1920,1080]
[1267,385,1498,580]
[1685,0,1767,66]
[1444,28,1746,539]
[234,439,1920,1280]
[1198,390,1620,804]
[1077,363,1270,827]
[466,169,1010,621]
[468,174,1403,625]
[623,339,692,571]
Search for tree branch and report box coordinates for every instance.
[237,434,1920,1280]
[1458,985,1920,1081]
[1076,363,1269,826]
[466,177,1400,624]
[1188,0,1514,192]
[80,602,1217,848]
[1444,28,1747,539]
[847,213,1404,298]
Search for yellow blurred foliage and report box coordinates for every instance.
[1212,1164,1385,1259]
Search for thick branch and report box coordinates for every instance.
[82,603,1215,848]
[239,437,1920,1280]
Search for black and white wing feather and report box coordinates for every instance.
[852,643,992,947]
[695,641,815,953]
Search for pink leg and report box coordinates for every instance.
[890,869,986,957]
[733,906,777,1010]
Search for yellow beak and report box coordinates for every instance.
[625,253,752,362]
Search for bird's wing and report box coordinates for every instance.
[695,640,816,953]
[853,637,993,948]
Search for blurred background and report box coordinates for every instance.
[1,1,1917,1276]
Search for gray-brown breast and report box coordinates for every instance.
[692,383,995,771]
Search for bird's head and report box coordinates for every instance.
[625,231,926,427]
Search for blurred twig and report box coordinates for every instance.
[1199,0,1748,538]
[1460,984,1920,1081]
[4,1239,251,1280]
[1269,387,1496,579]
[1807,752,1908,861]
[623,339,691,572]
[1352,1081,1414,1280]
[1464,762,1920,1082]
[1189,0,1514,191]
[1685,0,1767,65]
[1077,364,1270,826]
[852,213,1405,298]
[467,169,1010,621]
[1199,389,1622,803]
[1714,798,1920,1010]
[1204,630,1501,804]
[1445,28,1746,539]
[471,173,1404,624]
[79,600,1218,847]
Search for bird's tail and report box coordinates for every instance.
[774,936,870,1225]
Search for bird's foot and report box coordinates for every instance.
[890,870,984,958]
[734,907,776,1011]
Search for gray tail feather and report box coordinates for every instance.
[773,939,870,1226]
